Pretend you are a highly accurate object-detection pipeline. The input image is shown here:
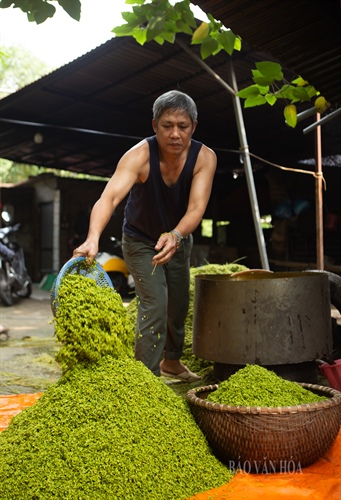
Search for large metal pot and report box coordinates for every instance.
[192,271,333,366]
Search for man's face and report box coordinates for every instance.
[152,109,197,154]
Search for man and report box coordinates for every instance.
[74,90,216,381]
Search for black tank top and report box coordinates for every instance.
[123,135,202,244]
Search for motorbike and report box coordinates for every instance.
[0,219,32,306]
[96,237,135,298]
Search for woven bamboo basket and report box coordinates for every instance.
[186,383,341,472]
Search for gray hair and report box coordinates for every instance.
[152,90,198,123]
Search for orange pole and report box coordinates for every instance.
[315,112,324,270]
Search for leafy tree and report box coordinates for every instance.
[0,45,52,97]
[0,45,53,181]
[0,155,108,184]
[0,45,109,182]
[0,0,81,24]
[0,158,45,183]
[0,45,99,182]
[113,1,241,57]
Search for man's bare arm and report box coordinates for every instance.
[74,140,149,261]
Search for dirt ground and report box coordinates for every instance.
[0,285,61,395]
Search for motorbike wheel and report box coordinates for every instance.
[16,282,32,299]
[107,271,126,296]
[0,268,14,306]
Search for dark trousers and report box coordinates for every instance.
[122,234,193,376]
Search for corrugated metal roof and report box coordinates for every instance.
[193,0,341,105]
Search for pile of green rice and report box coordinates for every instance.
[0,356,233,499]
[207,364,328,407]
[0,269,238,499]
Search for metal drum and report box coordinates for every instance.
[192,271,333,369]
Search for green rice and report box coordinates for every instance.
[207,364,328,407]
[0,356,233,499]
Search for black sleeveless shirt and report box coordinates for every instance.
[123,135,203,244]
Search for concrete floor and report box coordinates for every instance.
[0,284,54,339]
[0,285,61,395]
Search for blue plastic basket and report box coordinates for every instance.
[50,256,113,316]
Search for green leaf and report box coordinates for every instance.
[57,0,81,22]
[164,19,177,32]
[237,85,260,99]
[207,16,223,33]
[265,94,277,106]
[281,84,310,102]
[292,86,310,102]
[112,24,135,36]
[174,0,196,27]
[112,9,147,32]
[33,2,56,24]
[165,6,179,22]
[258,85,270,94]
[125,0,145,4]
[200,37,219,60]
[292,76,308,87]
[133,27,147,45]
[217,30,236,55]
[146,28,165,41]
[234,36,242,51]
[132,2,155,19]
[3,0,24,8]
[211,45,222,56]
[175,19,193,35]
[161,30,176,43]
[154,35,165,45]
[274,83,292,99]
[121,11,140,24]
[0,1,15,7]
[131,4,144,16]
[181,8,196,28]
[252,69,274,86]
[244,95,267,108]
[306,85,318,98]
[255,61,283,81]
[147,15,165,32]
[284,104,297,128]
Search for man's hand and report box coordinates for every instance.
[152,232,177,267]
[73,239,99,264]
